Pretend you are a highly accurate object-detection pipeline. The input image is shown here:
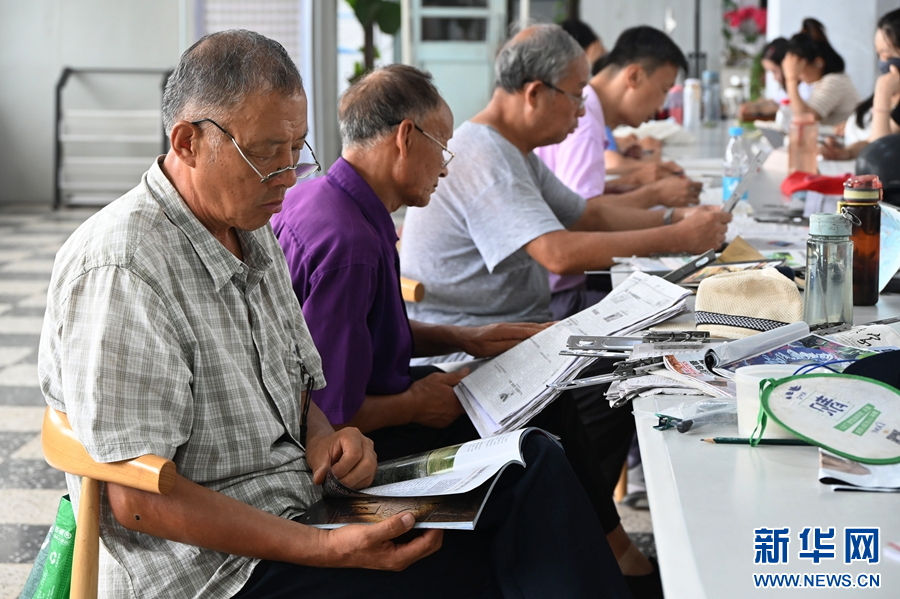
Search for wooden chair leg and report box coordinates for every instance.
[71,476,100,599]
[614,461,628,503]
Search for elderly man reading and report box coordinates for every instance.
[399,24,730,334]
[38,30,628,599]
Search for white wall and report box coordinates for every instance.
[767,0,900,103]
[581,0,723,74]
[0,0,183,204]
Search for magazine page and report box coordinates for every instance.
[323,429,548,499]
[705,322,810,369]
[655,353,736,398]
[714,335,881,377]
[819,450,900,493]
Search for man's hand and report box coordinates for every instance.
[407,370,468,428]
[647,176,703,207]
[671,206,732,253]
[322,513,444,570]
[306,427,377,489]
[457,322,552,358]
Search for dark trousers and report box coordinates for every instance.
[235,435,632,599]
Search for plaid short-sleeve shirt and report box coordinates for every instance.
[39,158,325,598]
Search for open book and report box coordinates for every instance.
[298,428,558,530]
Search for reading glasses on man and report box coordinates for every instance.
[390,121,455,168]
[538,80,586,110]
[191,118,321,183]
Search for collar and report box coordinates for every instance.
[145,158,273,291]
[326,157,398,248]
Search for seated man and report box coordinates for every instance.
[38,30,628,599]
[536,25,699,318]
[399,23,731,339]
[272,63,660,593]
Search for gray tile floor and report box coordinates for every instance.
[0,202,653,597]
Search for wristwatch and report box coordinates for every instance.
[663,207,676,226]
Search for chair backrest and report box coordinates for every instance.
[400,276,425,303]
[41,407,176,599]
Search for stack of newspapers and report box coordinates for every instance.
[455,272,691,437]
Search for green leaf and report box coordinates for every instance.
[348,0,381,26]
[375,1,401,35]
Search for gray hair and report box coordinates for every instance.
[162,30,304,135]
[339,64,443,150]
[495,23,584,92]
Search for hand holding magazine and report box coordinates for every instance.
[299,428,558,530]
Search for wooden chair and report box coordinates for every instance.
[41,407,176,599]
[399,276,425,303]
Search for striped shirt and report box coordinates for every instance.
[806,72,861,126]
[39,158,325,598]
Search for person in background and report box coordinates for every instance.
[820,8,900,160]
[782,18,860,126]
[739,38,790,121]
[560,18,605,68]
[535,26,715,319]
[273,63,662,597]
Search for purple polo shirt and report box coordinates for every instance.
[271,158,414,424]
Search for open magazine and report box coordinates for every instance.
[298,428,558,530]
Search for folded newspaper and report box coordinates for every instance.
[455,272,691,437]
[299,428,557,529]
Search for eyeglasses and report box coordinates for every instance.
[413,124,455,169]
[191,118,322,183]
[538,80,586,110]
[389,121,455,168]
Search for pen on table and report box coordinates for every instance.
[702,437,812,446]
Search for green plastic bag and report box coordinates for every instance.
[19,495,76,599]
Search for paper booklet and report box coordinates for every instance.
[819,450,900,493]
[298,428,557,530]
[455,272,691,437]
[655,353,736,398]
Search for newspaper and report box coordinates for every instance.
[655,353,736,398]
[456,272,691,437]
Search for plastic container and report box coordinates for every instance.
[803,213,853,327]
[701,70,721,125]
[775,98,792,134]
[723,126,749,203]
[838,175,882,306]
[788,113,818,174]
[683,79,702,129]
[735,365,801,439]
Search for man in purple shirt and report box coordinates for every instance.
[273,64,663,597]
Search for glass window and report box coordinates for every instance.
[421,18,487,41]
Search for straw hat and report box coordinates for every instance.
[694,268,803,339]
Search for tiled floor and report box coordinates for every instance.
[0,204,99,599]
[0,202,654,597]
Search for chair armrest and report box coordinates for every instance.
[42,408,176,495]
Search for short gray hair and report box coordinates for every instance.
[162,30,304,135]
[339,64,443,150]
[495,23,584,92]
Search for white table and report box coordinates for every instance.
[637,301,900,598]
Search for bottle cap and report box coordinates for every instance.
[844,174,882,190]
[843,174,882,201]
[729,126,744,136]
[809,213,851,237]
[702,70,719,83]
[780,98,790,105]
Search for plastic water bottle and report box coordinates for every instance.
[775,98,792,134]
[723,126,749,205]
[702,70,721,125]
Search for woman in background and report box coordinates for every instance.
[821,8,900,159]
[783,18,860,126]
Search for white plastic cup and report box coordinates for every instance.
[734,365,799,439]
